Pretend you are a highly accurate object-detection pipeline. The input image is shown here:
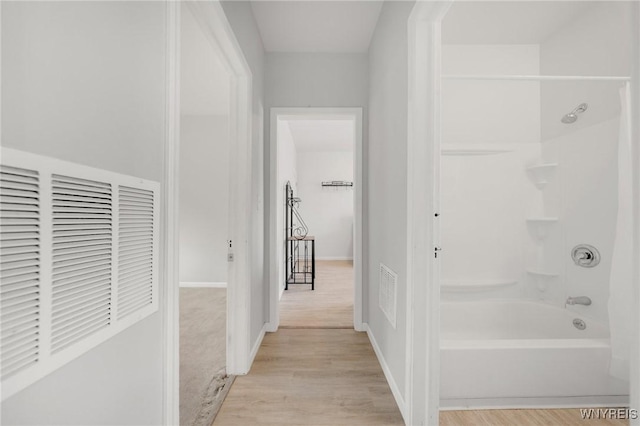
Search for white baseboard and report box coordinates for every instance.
[365,324,408,422]
[249,324,267,369]
[179,281,227,288]
[440,395,629,411]
[316,257,354,261]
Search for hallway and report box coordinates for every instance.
[280,260,354,329]
[214,260,403,425]
[214,329,403,425]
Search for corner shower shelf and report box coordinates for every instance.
[441,280,517,293]
[526,270,559,292]
[526,217,559,240]
[526,163,558,189]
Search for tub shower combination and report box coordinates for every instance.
[438,12,633,407]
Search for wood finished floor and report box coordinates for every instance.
[440,408,629,426]
[279,260,354,328]
[214,261,404,425]
[213,329,405,425]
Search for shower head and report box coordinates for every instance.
[561,103,588,124]
[561,113,578,124]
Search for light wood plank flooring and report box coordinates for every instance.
[279,260,353,328]
[440,408,629,425]
[213,329,405,425]
[214,261,404,425]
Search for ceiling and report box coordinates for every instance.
[442,1,596,45]
[181,4,229,116]
[250,1,383,53]
[286,119,355,152]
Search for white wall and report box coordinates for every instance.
[179,116,229,283]
[179,5,230,285]
[367,0,415,412]
[220,1,267,346]
[296,150,354,260]
[1,2,165,424]
[265,52,369,317]
[276,120,298,293]
[265,53,369,108]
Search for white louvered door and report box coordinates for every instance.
[0,149,160,400]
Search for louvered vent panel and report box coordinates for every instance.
[118,186,154,319]
[51,175,112,353]
[379,263,397,329]
[0,166,40,379]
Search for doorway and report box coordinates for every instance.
[268,108,364,332]
[177,3,232,426]
[407,1,640,424]
[163,1,254,424]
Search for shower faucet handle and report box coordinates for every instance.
[565,296,592,307]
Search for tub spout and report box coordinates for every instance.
[565,296,592,306]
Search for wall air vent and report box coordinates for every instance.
[0,148,160,401]
[0,165,41,380]
[379,263,397,329]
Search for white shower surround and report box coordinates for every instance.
[435,1,635,416]
[440,300,628,409]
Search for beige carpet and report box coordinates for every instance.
[179,287,227,426]
[279,260,354,328]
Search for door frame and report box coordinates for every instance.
[162,1,253,424]
[406,2,452,424]
[408,1,640,425]
[631,4,640,425]
[267,107,364,332]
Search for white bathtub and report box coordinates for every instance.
[440,300,629,409]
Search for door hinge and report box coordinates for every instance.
[227,240,234,262]
[434,246,442,258]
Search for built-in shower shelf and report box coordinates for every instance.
[526,217,559,240]
[441,280,517,293]
[526,163,558,189]
[526,270,559,292]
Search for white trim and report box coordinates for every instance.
[365,324,407,421]
[441,396,629,411]
[630,4,640,426]
[161,2,180,424]
[407,2,452,426]
[248,323,267,368]
[442,74,630,82]
[163,1,254,424]
[267,107,364,333]
[179,282,227,288]
[315,257,354,261]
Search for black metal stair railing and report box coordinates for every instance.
[285,181,315,290]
